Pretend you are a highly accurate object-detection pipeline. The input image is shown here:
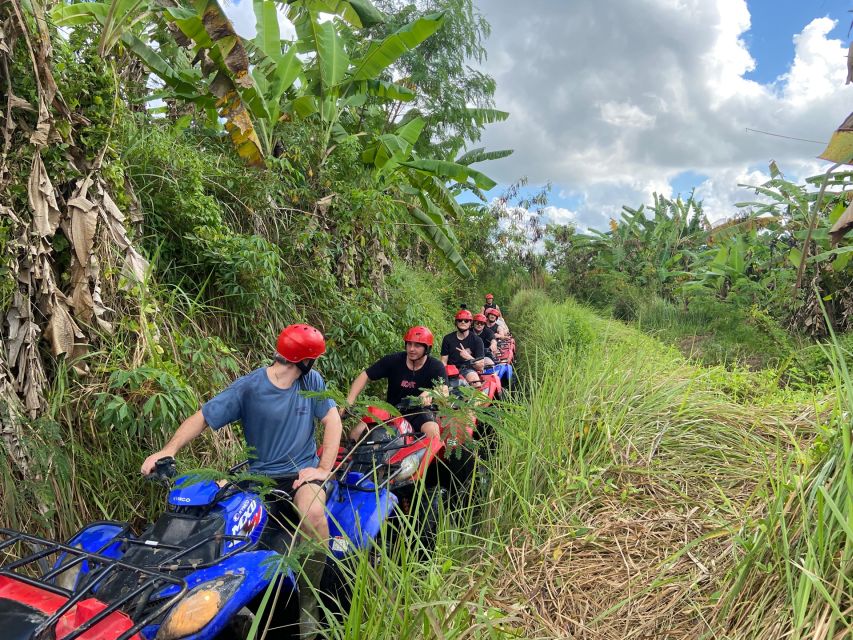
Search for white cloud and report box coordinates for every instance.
[693,166,771,224]
[781,17,848,107]
[476,0,852,229]
[599,101,656,129]
[542,205,577,225]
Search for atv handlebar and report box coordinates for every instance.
[145,456,177,484]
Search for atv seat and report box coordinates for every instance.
[121,512,225,571]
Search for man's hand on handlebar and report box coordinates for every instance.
[141,455,176,484]
[141,450,174,476]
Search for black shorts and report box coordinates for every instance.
[407,409,437,433]
[264,475,326,533]
[269,474,326,501]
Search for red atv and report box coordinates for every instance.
[0,529,186,640]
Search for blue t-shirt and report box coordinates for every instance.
[201,367,336,476]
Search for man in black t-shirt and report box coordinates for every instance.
[343,326,448,440]
[440,309,485,386]
[480,293,500,316]
[472,313,498,365]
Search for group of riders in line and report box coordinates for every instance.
[139,293,510,637]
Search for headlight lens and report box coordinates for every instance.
[156,575,243,639]
[395,450,426,482]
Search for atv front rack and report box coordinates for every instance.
[0,528,187,640]
[338,431,429,491]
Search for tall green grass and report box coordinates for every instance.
[309,292,818,638]
[714,333,852,638]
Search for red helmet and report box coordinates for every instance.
[276,324,326,362]
[455,309,473,321]
[473,313,488,323]
[404,326,434,347]
[486,308,501,318]
[485,293,494,300]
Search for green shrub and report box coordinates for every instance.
[94,366,197,438]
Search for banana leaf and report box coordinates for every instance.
[341,79,415,101]
[455,147,513,166]
[463,107,509,126]
[409,206,471,278]
[400,158,496,190]
[349,12,444,81]
[313,18,349,90]
[253,0,281,60]
[294,0,384,28]
[809,245,853,264]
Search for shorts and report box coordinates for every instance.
[264,474,327,533]
[268,474,326,501]
[406,409,437,433]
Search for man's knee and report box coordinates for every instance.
[305,504,328,534]
[294,486,328,539]
[349,420,368,440]
[421,421,440,440]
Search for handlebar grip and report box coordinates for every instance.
[146,456,176,482]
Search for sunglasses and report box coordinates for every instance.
[455,319,471,323]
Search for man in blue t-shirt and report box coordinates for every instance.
[141,324,341,638]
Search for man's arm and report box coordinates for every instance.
[295,407,343,486]
[490,338,498,354]
[141,410,207,475]
[342,370,370,414]
[318,407,343,471]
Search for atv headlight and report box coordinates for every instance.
[156,575,243,640]
[395,450,426,482]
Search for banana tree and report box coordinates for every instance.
[357,114,509,277]
[52,0,390,164]
[53,0,492,276]
[284,5,445,161]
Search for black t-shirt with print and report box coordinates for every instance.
[440,331,485,367]
[365,352,448,407]
[474,326,496,357]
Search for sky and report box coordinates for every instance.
[471,0,853,230]
[222,0,853,231]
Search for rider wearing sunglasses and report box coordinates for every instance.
[440,309,485,386]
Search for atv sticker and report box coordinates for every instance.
[227,498,260,549]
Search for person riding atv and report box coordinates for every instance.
[140,324,341,639]
[472,313,498,366]
[343,326,448,443]
[480,293,500,317]
[485,308,510,338]
[441,310,486,387]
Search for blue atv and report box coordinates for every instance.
[0,457,396,640]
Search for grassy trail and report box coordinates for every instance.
[325,291,850,639]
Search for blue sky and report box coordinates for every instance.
[474,0,853,229]
[744,0,849,83]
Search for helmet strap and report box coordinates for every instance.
[295,358,315,376]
